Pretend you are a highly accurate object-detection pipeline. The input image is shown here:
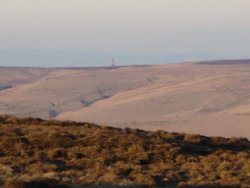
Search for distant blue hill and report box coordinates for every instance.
[0,49,249,67]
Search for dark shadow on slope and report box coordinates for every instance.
[80,90,111,107]
[0,84,12,91]
[157,133,250,155]
[48,110,58,118]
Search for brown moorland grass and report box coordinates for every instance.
[0,114,249,188]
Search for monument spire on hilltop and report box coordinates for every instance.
[111,58,116,68]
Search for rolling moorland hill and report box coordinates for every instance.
[1,60,250,139]
[0,115,249,188]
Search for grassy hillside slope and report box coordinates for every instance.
[1,61,250,139]
[0,115,249,187]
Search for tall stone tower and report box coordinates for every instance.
[111,58,116,67]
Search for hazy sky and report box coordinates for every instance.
[0,0,250,67]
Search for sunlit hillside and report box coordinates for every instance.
[1,60,250,139]
[0,115,249,187]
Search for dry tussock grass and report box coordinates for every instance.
[0,115,249,188]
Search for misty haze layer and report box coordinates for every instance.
[0,0,250,67]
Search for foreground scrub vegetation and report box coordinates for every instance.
[0,115,249,188]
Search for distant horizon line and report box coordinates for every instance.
[0,58,250,69]
[1,48,250,67]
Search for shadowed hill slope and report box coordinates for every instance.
[0,115,249,187]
